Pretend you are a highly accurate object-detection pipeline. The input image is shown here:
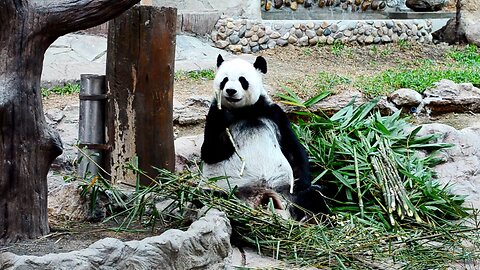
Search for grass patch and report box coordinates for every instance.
[356,67,480,97]
[42,83,80,98]
[282,44,480,99]
[175,69,215,81]
[355,45,480,97]
[447,44,480,66]
[283,71,351,98]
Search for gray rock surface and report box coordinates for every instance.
[174,135,204,172]
[389,88,423,107]
[42,34,231,87]
[1,209,232,270]
[48,183,107,226]
[432,0,479,45]
[405,0,447,11]
[173,96,211,125]
[417,123,480,209]
[419,79,480,115]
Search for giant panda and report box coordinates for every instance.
[201,54,328,221]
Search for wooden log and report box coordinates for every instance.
[106,6,176,186]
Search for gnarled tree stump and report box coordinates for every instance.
[0,0,139,243]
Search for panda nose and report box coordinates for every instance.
[226,89,237,96]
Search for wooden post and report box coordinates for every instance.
[106,6,176,186]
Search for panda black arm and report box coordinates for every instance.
[201,99,236,164]
[267,104,311,192]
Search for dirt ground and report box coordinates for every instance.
[4,42,457,257]
[173,42,451,104]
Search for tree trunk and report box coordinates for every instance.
[0,0,139,243]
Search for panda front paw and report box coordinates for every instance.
[211,106,234,128]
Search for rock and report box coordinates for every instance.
[288,35,298,44]
[238,26,246,38]
[2,209,232,270]
[229,34,240,44]
[304,0,313,8]
[270,31,281,39]
[305,29,316,38]
[389,88,423,107]
[365,35,374,43]
[326,36,335,44]
[173,96,210,125]
[267,40,277,49]
[318,35,327,44]
[175,134,204,172]
[425,79,480,99]
[258,36,269,44]
[276,38,288,46]
[274,0,283,8]
[290,1,298,10]
[228,44,243,53]
[416,124,480,209]
[381,35,391,42]
[298,36,309,46]
[257,29,266,38]
[323,28,332,36]
[465,20,480,47]
[419,79,480,115]
[333,32,344,39]
[406,0,447,11]
[215,40,229,49]
[309,36,319,45]
[294,29,303,38]
[433,0,480,45]
[265,0,272,11]
[376,96,400,115]
[244,30,254,38]
[48,183,107,226]
[304,89,368,116]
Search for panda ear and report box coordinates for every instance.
[253,56,267,74]
[217,54,224,68]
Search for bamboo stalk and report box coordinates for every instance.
[353,147,365,218]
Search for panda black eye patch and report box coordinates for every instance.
[239,76,249,90]
[220,77,228,90]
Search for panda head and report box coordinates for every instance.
[213,54,268,109]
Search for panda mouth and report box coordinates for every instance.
[225,97,242,103]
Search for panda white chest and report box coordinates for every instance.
[202,118,294,194]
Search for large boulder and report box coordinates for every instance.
[432,0,480,45]
[417,123,480,209]
[418,79,480,116]
[406,0,447,11]
[389,88,423,107]
[1,209,232,270]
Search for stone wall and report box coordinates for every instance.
[211,16,433,53]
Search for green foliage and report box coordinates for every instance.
[356,45,480,96]
[331,40,345,57]
[94,164,479,269]
[288,97,468,227]
[175,69,215,81]
[447,44,480,66]
[356,67,480,97]
[398,39,411,51]
[41,83,80,98]
[282,71,350,99]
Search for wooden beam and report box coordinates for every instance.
[106,6,176,186]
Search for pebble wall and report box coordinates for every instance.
[211,16,433,53]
